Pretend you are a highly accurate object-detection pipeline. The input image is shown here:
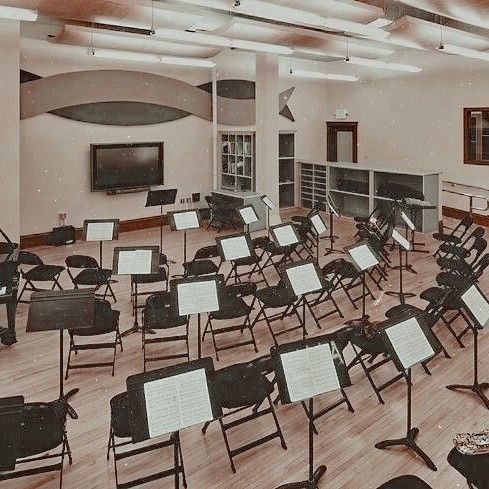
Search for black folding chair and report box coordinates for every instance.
[142,292,190,372]
[377,475,433,489]
[434,216,473,257]
[205,195,236,232]
[183,245,221,278]
[17,251,64,303]
[65,299,122,378]
[202,360,287,473]
[106,391,186,489]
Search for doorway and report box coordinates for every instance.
[327,122,358,163]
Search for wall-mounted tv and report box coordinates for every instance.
[90,142,164,192]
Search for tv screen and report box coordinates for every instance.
[91,142,164,192]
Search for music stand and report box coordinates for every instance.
[26,290,95,400]
[216,233,253,283]
[324,194,343,256]
[392,201,417,275]
[375,314,439,471]
[346,242,380,325]
[446,283,489,409]
[145,189,178,252]
[0,396,24,472]
[113,246,160,336]
[270,223,300,248]
[238,204,259,235]
[386,228,416,304]
[403,197,435,254]
[280,259,328,334]
[168,210,201,265]
[83,219,119,268]
[271,336,351,488]
[308,212,327,262]
[170,276,222,359]
[261,195,275,232]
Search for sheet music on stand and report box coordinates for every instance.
[271,223,299,247]
[261,195,275,210]
[173,277,220,316]
[384,317,435,370]
[347,243,379,271]
[392,229,412,251]
[84,219,119,242]
[113,246,159,276]
[169,210,200,231]
[401,211,416,231]
[216,233,251,261]
[238,205,259,225]
[281,261,324,297]
[461,285,489,328]
[310,213,327,236]
[327,194,340,218]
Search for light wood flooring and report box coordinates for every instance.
[1,210,488,489]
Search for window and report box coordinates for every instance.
[464,108,489,165]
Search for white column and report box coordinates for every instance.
[0,20,20,241]
[255,53,280,223]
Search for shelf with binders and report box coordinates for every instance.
[330,191,369,219]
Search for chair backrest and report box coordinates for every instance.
[469,237,488,263]
[227,282,256,299]
[474,253,489,278]
[110,392,131,439]
[144,291,185,329]
[377,475,433,489]
[194,245,220,261]
[70,299,119,336]
[65,254,99,269]
[18,251,43,267]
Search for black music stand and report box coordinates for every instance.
[324,194,343,256]
[403,198,435,254]
[392,201,417,275]
[83,219,119,268]
[0,396,24,472]
[170,276,222,359]
[238,204,259,235]
[446,283,489,409]
[270,223,300,248]
[113,246,160,336]
[216,232,253,283]
[375,314,439,471]
[309,212,327,262]
[168,210,201,266]
[26,289,95,400]
[271,336,351,488]
[261,195,275,233]
[126,358,222,488]
[346,242,380,325]
[145,189,178,253]
[386,229,416,304]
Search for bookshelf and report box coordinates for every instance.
[219,132,255,192]
[279,133,295,208]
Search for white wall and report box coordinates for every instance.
[0,20,20,241]
[325,70,489,213]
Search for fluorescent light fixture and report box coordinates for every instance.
[346,56,422,72]
[439,44,489,63]
[91,48,215,67]
[155,27,293,55]
[290,70,358,82]
[323,18,390,40]
[367,18,393,29]
[0,5,38,21]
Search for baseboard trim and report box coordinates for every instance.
[20,213,172,249]
[442,206,489,227]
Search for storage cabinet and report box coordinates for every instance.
[279,133,295,208]
[219,132,255,192]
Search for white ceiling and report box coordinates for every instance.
[4,0,489,79]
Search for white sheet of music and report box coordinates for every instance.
[0,286,6,296]
[401,212,416,231]
[348,245,379,271]
[262,196,275,210]
[86,221,114,241]
[177,280,219,316]
[144,368,213,439]
[273,225,298,247]
[173,211,199,231]
[117,250,152,275]
[239,207,258,225]
[281,344,340,402]
[286,263,322,296]
[221,236,250,261]
[386,317,435,369]
[327,198,339,217]
[462,285,489,328]
[392,229,412,251]
[311,214,327,236]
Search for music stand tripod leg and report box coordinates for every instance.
[324,212,343,256]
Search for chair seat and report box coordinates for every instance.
[420,287,445,303]
[73,268,111,286]
[145,313,188,330]
[132,270,167,284]
[377,475,433,489]
[385,304,423,319]
[233,255,260,267]
[448,447,489,488]
[211,298,250,320]
[110,392,131,439]
[183,260,218,276]
[24,265,64,281]
[439,243,469,257]
[433,233,462,244]
[256,286,295,308]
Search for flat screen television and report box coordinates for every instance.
[90,142,164,192]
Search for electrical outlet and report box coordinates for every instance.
[180,198,185,203]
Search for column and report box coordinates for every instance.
[0,20,20,241]
[255,53,280,223]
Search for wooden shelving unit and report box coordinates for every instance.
[279,133,295,208]
[219,132,255,192]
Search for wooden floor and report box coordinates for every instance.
[1,211,488,489]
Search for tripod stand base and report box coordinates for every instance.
[276,465,327,489]
[391,264,418,275]
[385,291,416,302]
[375,427,437,471]
[345,315,370,326]
[446,383,489,409]
[121,326,156,337]
[324,248,344,256]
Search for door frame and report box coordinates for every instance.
[326,121,358,163]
